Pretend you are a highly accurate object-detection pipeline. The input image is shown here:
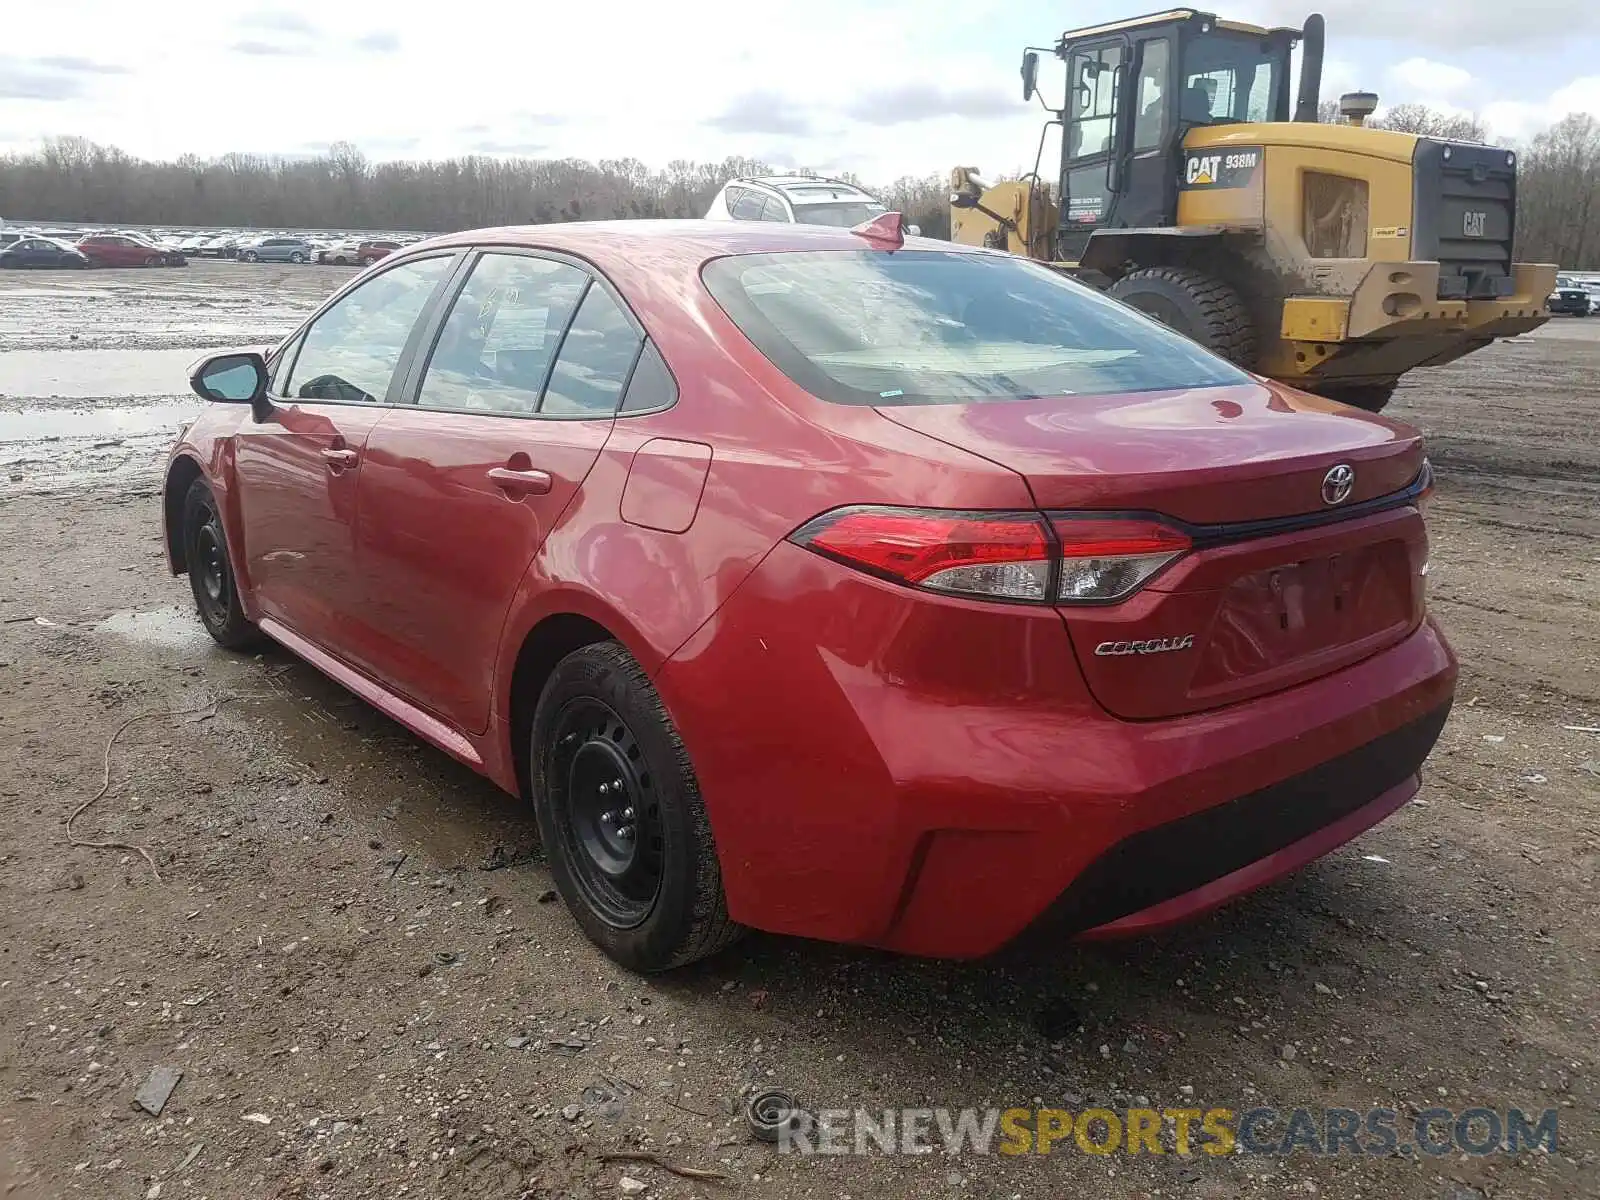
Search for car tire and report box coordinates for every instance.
[241,251,258,262]
[182,477,262,651]
[289,251,304,264]
[144,255,163,267]
[359,256,376,266]
[530,641,743,973]
[1108,266,1258,368]
[1316,381,1397,413]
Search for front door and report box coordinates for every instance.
[233,253,459,649]
[353,249,646,735]
[1057,37,1126,263]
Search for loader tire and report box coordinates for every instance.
[1316,381,1397,414]
[1109,267,1258,369]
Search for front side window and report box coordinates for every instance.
[702,249,1249,407]
[417,252,588,415]
[758,196,790,222]
[1067,43,1123,159]
[282,254,455,403]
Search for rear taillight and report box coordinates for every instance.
[789,506,1190,605]
[791,507,1052,601]
[1050,516,1191,603]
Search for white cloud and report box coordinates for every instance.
[1238,0,1600,49]
[1485,76,1600,141]
[0,0,1595,180]
[1388,58,1474,100]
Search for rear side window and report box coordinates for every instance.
[731,191,767,221]
[619,342,677,414]
[418,253,588,415]
[541,285,643,417]
[701,249,1249,406]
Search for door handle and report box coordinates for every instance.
[321,448,359,467]
[487,466,554,496]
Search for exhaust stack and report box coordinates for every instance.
[1294,13,1325,122]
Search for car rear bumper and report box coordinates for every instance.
[657,542,1457,958]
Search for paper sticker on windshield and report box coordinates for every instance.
[1181,147,1263,190]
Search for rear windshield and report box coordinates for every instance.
[787,201,887,228]
[701,249,1250,406]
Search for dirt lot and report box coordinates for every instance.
[1,262,1596,1199]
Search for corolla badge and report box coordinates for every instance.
[1321,463,1356,506]
[1094,635,1196,657]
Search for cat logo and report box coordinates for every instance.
[1463,210,1488,238]
[1180,147,1262,191]
[1186,155,1220,186]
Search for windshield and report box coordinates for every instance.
[1181,32,1283,124]
[701,249,1249,407]
[789,201,887,228]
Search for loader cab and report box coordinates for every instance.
[1037,10,1298,263]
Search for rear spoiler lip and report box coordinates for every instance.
[1050,459,1433,550]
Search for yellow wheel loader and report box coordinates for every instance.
[950,9,1556,411]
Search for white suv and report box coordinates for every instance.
[705,176,918,233]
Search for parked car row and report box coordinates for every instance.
[0,223,426,270]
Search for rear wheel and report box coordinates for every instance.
[182,478,262,650]
[530,642,741,972]
[1108,266,1258,368]
[1316,381,1397,413]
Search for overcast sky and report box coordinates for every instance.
[1,0,1597,181]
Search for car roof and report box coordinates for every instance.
[412,219,961,271]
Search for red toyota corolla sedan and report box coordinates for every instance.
[162,216,1456,972]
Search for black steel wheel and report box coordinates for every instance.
[181,477,262,650]
[548,696,665,927]
[530,642,742,972]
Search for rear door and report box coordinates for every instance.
[351,248,646,734]
[233,252,460,650]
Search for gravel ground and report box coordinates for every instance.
[0,262,1595,1199]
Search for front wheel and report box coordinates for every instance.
[144,255,163,267]
[289,251,304,264]
[1108,266,1258,368]
[241,251,258,262]
[530,642,742,972]
[182,478,262,650]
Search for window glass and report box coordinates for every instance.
[1182,34,1280,124]
[731,191,768,220]
[758,196,790,222]
[790,201,887,228]
[541,285,643,417]
[269,332,304,393]
[619,341,677,414]
[702,249,1248,407]
[283,255,454,403]
[417,253,587,415]
[1132,39,1170,152]
[1067,44,1123,159]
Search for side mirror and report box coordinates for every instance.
[906,223,923,237]
[1021,51,1039,102]
[190,351,271,419]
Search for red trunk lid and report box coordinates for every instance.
[877,381,1429,718]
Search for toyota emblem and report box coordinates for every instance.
[1321,464,1355,506]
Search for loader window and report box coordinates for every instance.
[1182,33,1282,124]
[1132,39,1171,151]
[1067,43,1123,160]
